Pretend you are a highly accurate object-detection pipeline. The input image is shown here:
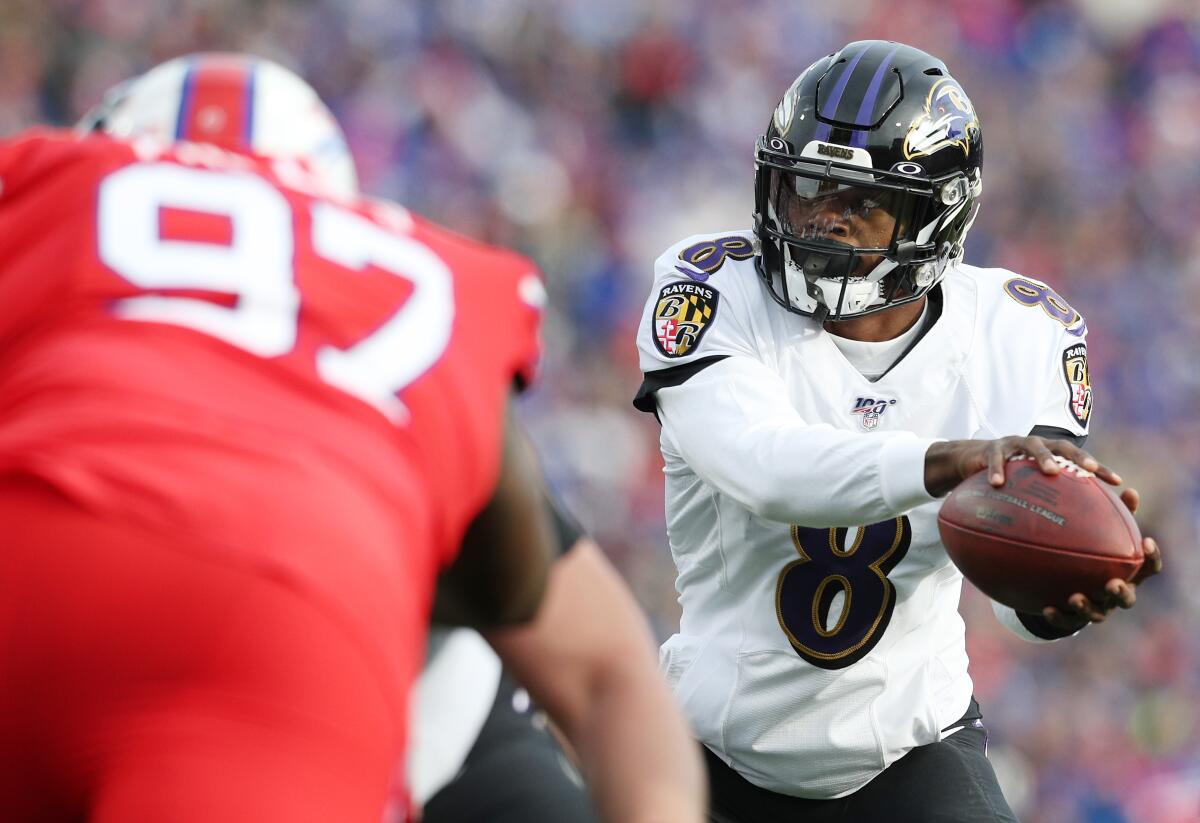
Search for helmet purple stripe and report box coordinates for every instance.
[814,43,870,142]
[850,43,901,148]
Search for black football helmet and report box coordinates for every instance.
[754,41,983,321]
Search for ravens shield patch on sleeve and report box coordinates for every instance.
[652,282,720,358]
[1062,343,1092,427]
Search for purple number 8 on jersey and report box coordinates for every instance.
[776,517,912,670]
[1003,277,1086,337]
[675,235,755,281]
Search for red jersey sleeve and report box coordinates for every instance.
[407,214,545,395]
[399,215,547,563]
[497,256,545,393]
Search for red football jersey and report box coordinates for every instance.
[0,130,542,685]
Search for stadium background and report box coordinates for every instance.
[4,0,1197,820]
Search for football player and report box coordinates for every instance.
[0,52,553,823]
[0,52,703,823]
[0,53,700,823]
[410,497,600,823]
[633,40,1162,822]
[415,497,704,823]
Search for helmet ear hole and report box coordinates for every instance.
[939,178,968,206]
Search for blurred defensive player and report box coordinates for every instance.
[0,54,557,822]
[415,500,704,823]
[634,41,1161,822]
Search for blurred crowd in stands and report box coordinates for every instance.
[3,1,1197,820]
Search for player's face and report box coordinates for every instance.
[776,178,899,276]
[781,181,898,248]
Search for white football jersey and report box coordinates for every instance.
[635,230,1090,799]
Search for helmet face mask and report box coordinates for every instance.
[754,41,983,322]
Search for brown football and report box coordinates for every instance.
[937,456,1144,614]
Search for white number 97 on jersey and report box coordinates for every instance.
[97,162,454,423]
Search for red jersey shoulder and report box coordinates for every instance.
[410,213,542,293]
[407,212,546,389]
[0,128,83,165]
[0,129,113,193]
[0,129,293,198]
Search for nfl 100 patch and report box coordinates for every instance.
[850,396,897,430]
[1062,343,1091,427]
[652,282,720,358]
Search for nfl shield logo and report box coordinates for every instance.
[850,396,896,430]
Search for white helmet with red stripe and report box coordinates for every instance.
[79,53,358,199]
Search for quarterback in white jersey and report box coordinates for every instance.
[634,41,1161,823]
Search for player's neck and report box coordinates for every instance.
[823,297,927,343]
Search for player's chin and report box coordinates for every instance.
[850,253,882,278]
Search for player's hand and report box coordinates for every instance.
[1040,484,1162,630]
[923,436,1121,498]
[1041,536,1163,631]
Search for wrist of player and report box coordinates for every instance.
[923,441,965,498]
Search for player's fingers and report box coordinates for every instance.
[1132,537,1162,584]
[1045,441,1123,484]
[1146,537,1163,573]
[1021,437,1061,476]
[987,441,1007,486]
[1089,462,1122,486]
[1041,607,1068,629]
[1120,487,1140,515]
[1068,594,1107,623]
[1041,606,1086,632]
[1045,440,1102,474]
[1104,578,1135,609]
